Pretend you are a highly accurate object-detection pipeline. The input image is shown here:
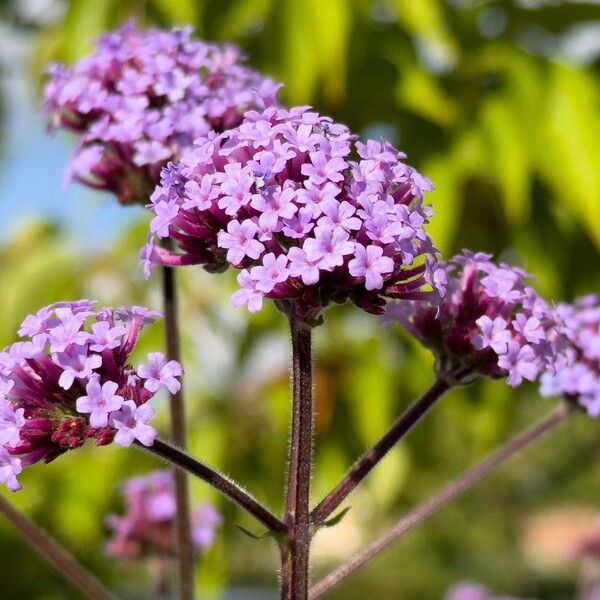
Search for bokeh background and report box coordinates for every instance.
[0,0,599,598]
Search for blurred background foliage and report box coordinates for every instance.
[0,0,599,598]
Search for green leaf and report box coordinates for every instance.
[320,506,351,529]
[235,524,272,539]
[538,65,600,249]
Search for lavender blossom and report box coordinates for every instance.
[142,106,440,321]
[106,470,221,559]
[385,251,565,385]
[540,295,600,417]
[0,302,183,491]
[44,22,279,205]
[444,583,536,600]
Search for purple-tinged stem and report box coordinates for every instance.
[281,315,314,600]
[138,438,286,534]
[311,376,451,527]
[162,265,195,600]
[309,403,571,599]
[0,494,117,600]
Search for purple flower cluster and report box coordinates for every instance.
[106,470,221,558]
[540,295,600,416]
[142,106,440,320]
[444,583,535,600]
[386,251,564,386]
[0,301,183,492]
[44,22,279,205]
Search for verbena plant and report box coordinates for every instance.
[0,23,597,600]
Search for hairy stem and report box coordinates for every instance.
[138,439,286,534]
[162,265,195,600]
[281,316,314,600]
[0,495,117,600]
[309,403,571,598]
[311,377,451,526]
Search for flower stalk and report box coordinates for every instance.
[281,315,314,600]
[162,264,195,600]
[138,439,285,534]
[311,376,452,526]
[0,495,117,600]
[309,403,572,598]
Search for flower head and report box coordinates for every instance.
[444,583,531,600]
[142,107,440,321]
[540,295,600,417]
[44,22,279,205]
[385,251,565,385]
[106,470,221,559]
[0,302,182,491]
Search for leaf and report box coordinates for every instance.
[320,506,351,529]
[538,65,600,248]
[305,0,351,104]
[215,0,275,40]
[480,97,530,224]
[235,524,273,539]
[396,65,459,127]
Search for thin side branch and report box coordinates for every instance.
[162,265,195,600]
[311,376,451,526]
[309,403,571,599]
[138,438,286,534]
[0,495,117,600]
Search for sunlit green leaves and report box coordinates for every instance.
[538,65,600,248]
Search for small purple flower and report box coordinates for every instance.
[48,319,90,353]
[288,247,320,286]
[498,343,540,387]
[300,151,346,184]
[231,270,264,313]
[0,402,25,448]
[192,503,223,550]
[472,316,512,354]
[250,253,290,294]
[89,321,127,352]
[137,352,183,395]
[217,219,265,265]
[348,244,394,291]
[303,227,355,271]
[76,378,124,428]
[0,448,22,492]
[150,201,180,238]
[444,583,492,600]
[110,401,157,447]
[55,346,103,390]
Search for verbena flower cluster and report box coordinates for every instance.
[540,295,600,416]
[142,106,441,320]
[386,251,564,386]
[44,22,279,205]
[0,302,183,492]
[444,583,534,600]
[445,582,600,600]
[106,470,221,558]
